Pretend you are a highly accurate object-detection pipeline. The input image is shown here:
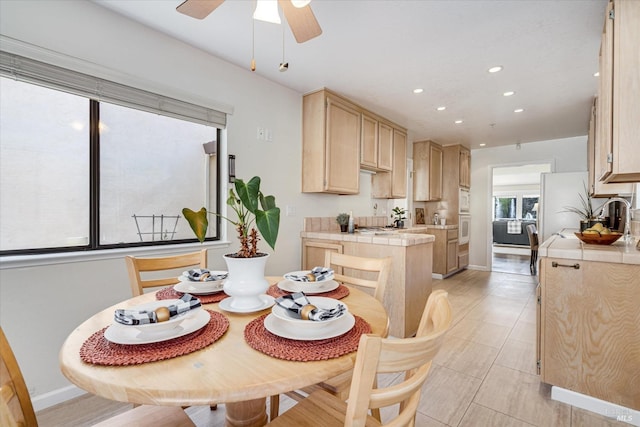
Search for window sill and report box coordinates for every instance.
[0,241,232,269]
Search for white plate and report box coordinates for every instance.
[277,279,339,294]
[104,309,210,345]
[283,270,334,283]
[218,295,275,313]
[180,270,228,282]
[264,312,355,341]
[174,280,224,295]
[117,299,196,334]
[271,296,347,326]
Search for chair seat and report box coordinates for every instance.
[269,390,381,427]
[92,404,195,427]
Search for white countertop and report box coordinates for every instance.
[539,229,640,265]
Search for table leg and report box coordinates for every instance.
[225,398,268,427]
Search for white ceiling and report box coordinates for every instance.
[92,0,606,149]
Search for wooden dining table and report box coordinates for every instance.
[59,277,388,427]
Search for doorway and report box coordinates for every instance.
[491,163,551,275]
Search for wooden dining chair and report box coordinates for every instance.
[526,224,539,275]
[125,249,208,297]
[267,289,452,427]
[0,327,195,427]
[269,252,392,421]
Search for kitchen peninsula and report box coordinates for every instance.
[537,231,640,411]
[301,217,434,338]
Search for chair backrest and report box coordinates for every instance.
[323,252,391,303]
[1,327,38,427]
[526,224,538,250]
[344,290,452,427]
[126,249,208,296]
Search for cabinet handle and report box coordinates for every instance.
[551,261,580,269]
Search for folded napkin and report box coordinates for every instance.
[286,267,334,282]
[114,294,201,326]
[275,292,345,321]
[187,269,228,282]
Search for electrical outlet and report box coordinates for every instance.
[286,205,296,217]
[265,128,273,142]
[257,127,265,140]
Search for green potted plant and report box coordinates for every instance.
[336,213,350,232]
[391,207,407,228]
[182,176,280,310]
[561,182,604,231]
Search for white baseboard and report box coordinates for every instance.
[32,385,87,412]
[551,386,639,426]
[467,265,489,272]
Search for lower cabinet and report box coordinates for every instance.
[431,228,459,277]
[301,237,433,338]
[537,257,640,410]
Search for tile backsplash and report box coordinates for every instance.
[303,216,391,232]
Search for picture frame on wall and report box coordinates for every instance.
[415,208,425,224]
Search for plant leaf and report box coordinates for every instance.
[182,207,208,243]
[235,177,260,213]
[256,207,280,250]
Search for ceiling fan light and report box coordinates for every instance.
[291,0,311,7]
[253,0,281,24]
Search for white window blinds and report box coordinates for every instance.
[0,51,226,128]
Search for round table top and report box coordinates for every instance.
[59,277,388,406]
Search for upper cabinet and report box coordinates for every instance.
[413,140,443,201]
[371,128,407,199]
[302,89,361,194]
[459,146,471,188]
[595,0,640,183]
[302,88,407,195]
[360,113,393,172]
[588,98,633,197]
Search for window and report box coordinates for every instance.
[494,197,517,219]
[0,52,225,255]
[522,196,539,220]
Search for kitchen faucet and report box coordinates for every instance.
[597,197,632,244]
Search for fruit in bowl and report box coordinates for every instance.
[575,223,622,245]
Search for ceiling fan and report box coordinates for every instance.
[176,0,323,43]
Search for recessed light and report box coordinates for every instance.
[454,120,463,124]
[436,106,446,111]
[514,108,524,113]
[479,143,486,147]
[503,91,515,97]
[413,88,424,94]
[593,72,600,77]
[488,66,503,73]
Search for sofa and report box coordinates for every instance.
[492,220,536,246]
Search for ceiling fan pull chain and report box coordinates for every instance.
[251,18,256,72]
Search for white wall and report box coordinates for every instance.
[469,136,588,270]
[0,0,381,407]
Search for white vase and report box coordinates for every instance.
[222,253,269,310]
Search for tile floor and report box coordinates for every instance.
[36,269,628,426]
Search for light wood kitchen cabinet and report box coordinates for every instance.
[360,113,393,172]
[430,227,458,277]
[587,98,633,197]
[538,257,640,409]
[459,146,471,188]
[302,89,361,194]
[595,0,640,184]
[371,128,407,199]
[413,140,443,201]
[301,238,343,270]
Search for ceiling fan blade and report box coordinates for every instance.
[176,0,225,20]
[278,0,322,43]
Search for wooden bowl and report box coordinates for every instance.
[574,232,623,245]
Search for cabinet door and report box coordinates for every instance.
[446,238,458,273]
[429,143,443,200]
[325,97,361,193]
[391,129,407,198]
[377,122,393,171]
[459,148,471,188]
[360,112,378,170]
[301,240,343,270]
[413,141,430,201]
[596,4,613,182]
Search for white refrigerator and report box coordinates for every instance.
[538,171,589,244]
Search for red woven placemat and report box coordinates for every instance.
[156,286,229,304]
[80,310,228,366]
[266,284,350,300]
[244,314,371,361]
